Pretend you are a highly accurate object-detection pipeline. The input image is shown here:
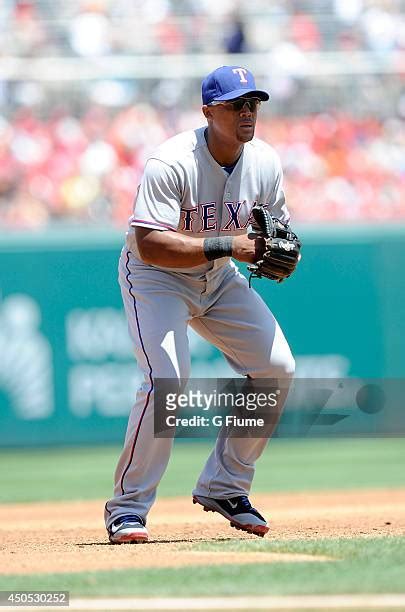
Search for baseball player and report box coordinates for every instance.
[105,66,300,544]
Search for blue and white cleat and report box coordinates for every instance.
[107,514,148,544]
[193,494,269,537]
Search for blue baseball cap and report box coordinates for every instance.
[202,65,270,105]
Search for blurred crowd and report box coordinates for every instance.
[0,102,403,228]
[0,0,404,57]
[0,0,404,227]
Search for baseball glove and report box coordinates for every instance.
[247,206,301,284]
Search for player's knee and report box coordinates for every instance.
[255,351,295,379]
[153,362,191,385]
[148,346,191,382]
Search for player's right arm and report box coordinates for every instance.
[133,228,264,268]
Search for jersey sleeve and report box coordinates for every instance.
[130,158,182,231]
[268,152,290,225]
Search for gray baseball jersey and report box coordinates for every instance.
[105,125,295,531]
[126,126,289,275]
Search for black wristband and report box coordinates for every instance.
[203,236,233,261]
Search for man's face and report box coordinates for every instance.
[203,97,261,144]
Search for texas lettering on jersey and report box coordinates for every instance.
[180,201,268,233]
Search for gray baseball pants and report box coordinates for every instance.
[105,248,294,528]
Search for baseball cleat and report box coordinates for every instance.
[107,514,148,544]
[193,494,269,537]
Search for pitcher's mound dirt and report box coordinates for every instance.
[1,489,404,575]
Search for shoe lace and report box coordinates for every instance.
[114,514,145,527]
[236,496,265,521]
[236,495,252,510]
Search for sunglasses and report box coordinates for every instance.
[208,97,262,112]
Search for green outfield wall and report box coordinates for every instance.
[0,225,404,447]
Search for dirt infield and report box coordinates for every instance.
[2,489,405,575]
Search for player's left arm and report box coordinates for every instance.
[247,148,301,283]
[267,151,290,225]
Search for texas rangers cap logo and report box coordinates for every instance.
[232,68,248,83]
